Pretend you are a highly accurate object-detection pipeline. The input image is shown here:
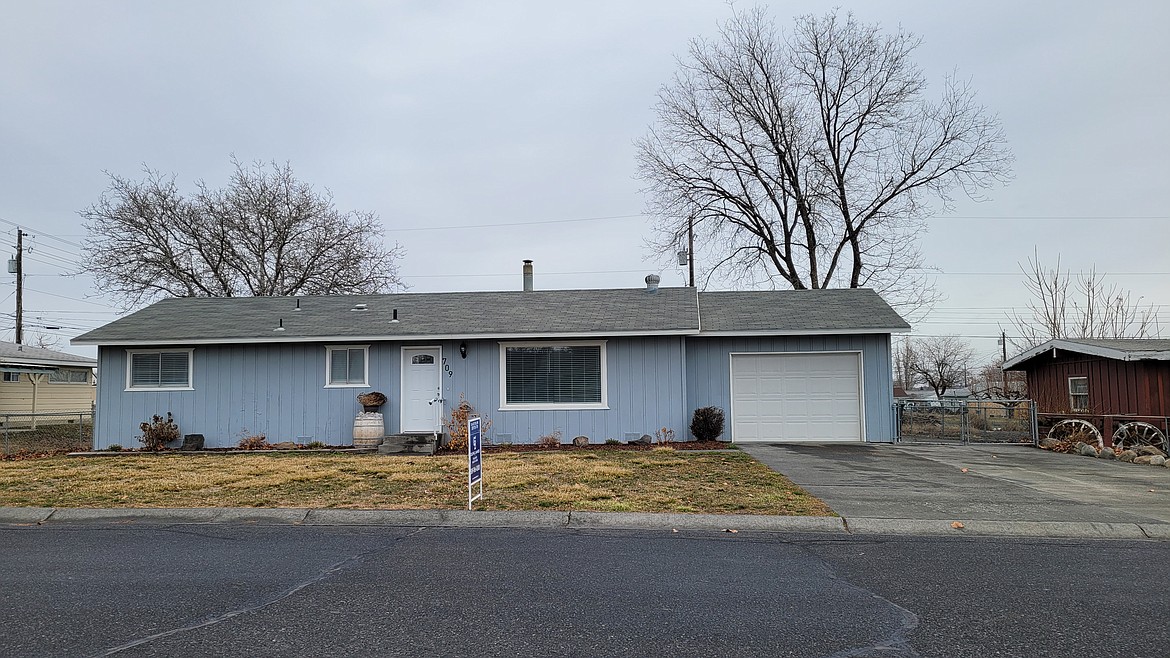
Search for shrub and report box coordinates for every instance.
[605,438,621,445]
[238,435,271,450]
[442,393,493,452]
[690,407,725,441]
[654,427,676,444]
[138,413,179,451]
[537,429,563,447]
[305,441,326,449]
[106,444,123,452]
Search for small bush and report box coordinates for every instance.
[238,435,271,450]
[138,413,179,451]
[305,441,326,449]
[106,444,123,452]
[654,427,676,444]
[537,429,563,447]
[690,406,725,441]
[443,394,493,452]
[605,438,620,445]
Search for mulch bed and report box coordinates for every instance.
[475,441,733,454]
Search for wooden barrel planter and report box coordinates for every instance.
[353,412,385,449]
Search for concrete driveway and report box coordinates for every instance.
[740,443,1170,526]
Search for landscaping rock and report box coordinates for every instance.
[1073,441,1087,453]
[1135,445,1167,457]
[1151,455,1167,467]
[629,434,652,445]
[1039,437,1060,449]
[180,434,205,451]
[572,435,589,447]
[1119,450,1138,463]
[1097,447,1115,460]
[1134,455,1154,465]
[1078,443,1099,457]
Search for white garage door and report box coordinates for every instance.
[731,352,863,442]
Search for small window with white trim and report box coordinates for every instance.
[2,372,20,383]
[1068,376,1089,412]
[327,346,368,386]
[500,341,606,409]
[49,369,89,384]
[127,350,192,390]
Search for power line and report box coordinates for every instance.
[384,213,644,233]
[0,217,84,249]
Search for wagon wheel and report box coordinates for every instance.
[1047,419,1103,449]
[1111,422,1167,453]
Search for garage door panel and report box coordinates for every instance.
[731,353,862,443]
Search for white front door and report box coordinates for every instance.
[401,347,441,433]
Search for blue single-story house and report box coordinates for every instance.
[72,276,909,448]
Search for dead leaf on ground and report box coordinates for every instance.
[950,521,965,529]
[723,528,739,533]
[961,468,969,473]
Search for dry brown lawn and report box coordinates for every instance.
[0,449,833,516]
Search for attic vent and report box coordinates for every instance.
[390,308,399,323]
[644,274,661,293]
[274,318,285,332]
[351,303,368,311]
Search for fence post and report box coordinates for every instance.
[961,407,969,444]
[1030,402,1038,446]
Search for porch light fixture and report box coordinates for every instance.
[459,342,468,359]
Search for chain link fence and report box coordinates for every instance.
[1,411,93,455]
[895,399,1036,445]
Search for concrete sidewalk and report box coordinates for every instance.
[740,442,1170,537]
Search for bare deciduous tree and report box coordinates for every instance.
[909,335,974,398]
[637,8,1012,316]
[82,159,405,308]
[1007,252,1158,350]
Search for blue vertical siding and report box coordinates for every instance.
[684,334,896,442]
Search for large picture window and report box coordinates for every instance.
[1068,376,1089,412]
[500,342,606,409]
[327,346,368,386]
[127,350,192,390]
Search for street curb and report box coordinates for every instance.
[844,518,1154,540]
[0,507,1165,540]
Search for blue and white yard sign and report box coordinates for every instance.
[468,416,483,509]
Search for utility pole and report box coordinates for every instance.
[13,229,24,344]
[687,215,694,288]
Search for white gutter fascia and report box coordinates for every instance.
[695,327,910,337]
[1002,339,1170,370]
[72,328,702,347]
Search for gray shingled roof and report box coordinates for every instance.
[0,341,96,367]
[72,287,910,345]
[698,289,910,333]
[1004,337,1170,369]
[1057,338,1170,353]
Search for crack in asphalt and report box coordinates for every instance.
[89,526,428,656]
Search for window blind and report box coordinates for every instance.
[130,352,189,388]
[505,345,601,405]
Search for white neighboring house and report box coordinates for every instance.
[0,341,97,416]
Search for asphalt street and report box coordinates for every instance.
[1,524,1166,657]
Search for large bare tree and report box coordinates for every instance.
[909,335,974,398]
[637,8,1012,314]
[1007,252,1158,350]
[82,159,404,308]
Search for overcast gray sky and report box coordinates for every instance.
[2,0,1168,361]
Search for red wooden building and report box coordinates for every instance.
[1003,338,1170,416]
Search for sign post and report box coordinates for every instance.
[468,416,483,510]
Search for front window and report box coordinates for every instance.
[1068,376,1089,412]
[501,342,606,409]
[49,369,90,384]
[128,350,192,389]
[2,372,19,383]
[327,346,368,386]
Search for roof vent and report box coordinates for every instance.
[293,298,301,311]
[274,318,285,332]
[351,303,368,312]
[523,259,533,292]
[390,308,399,323]
[644,274,661,293]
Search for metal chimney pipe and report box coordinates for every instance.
[523,259,533,292]
[645,274,660,293]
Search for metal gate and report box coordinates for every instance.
[895,399,1037,445]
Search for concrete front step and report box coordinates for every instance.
[378,434,440,456]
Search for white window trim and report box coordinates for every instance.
[498,340,608,411]
[324,344,370,388]
[1,372,21,383]
[1068,376,1089,412]
[125,348,194,391]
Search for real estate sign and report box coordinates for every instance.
[468,416,483,510]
